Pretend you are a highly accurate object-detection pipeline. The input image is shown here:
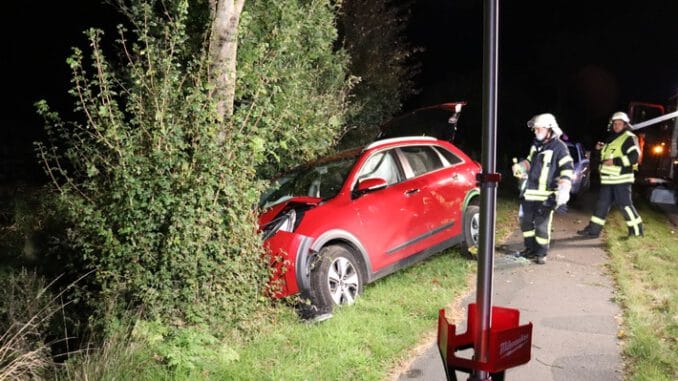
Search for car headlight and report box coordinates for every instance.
[277,209,297,233]
[262,209,297,241]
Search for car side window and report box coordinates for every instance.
[400,145,444,177]
[357,150,402,185]
[434,146,463,166]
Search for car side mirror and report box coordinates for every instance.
[353,177,388,197]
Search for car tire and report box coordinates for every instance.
[308,245,363,315]
[461,204,480,259]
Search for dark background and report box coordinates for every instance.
[1,1,124,183]
[2,0,678,182]
[404,0,678,159]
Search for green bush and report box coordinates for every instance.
[131,320,239,374]
[237,0,353,178]
[34,0,352,331]
[35,2,268,328]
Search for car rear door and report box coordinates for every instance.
[395,144,468,252]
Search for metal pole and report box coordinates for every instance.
[471,0,499,380]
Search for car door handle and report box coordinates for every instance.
[405,188,420,196]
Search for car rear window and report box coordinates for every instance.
[433,145,463,165]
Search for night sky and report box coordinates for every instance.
[2,1,123,181]
[2,1,123,137]
[404,0,678,155]
[2,1,678,181]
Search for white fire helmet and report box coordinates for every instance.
[610,111,631,124]
[527,113,563,139]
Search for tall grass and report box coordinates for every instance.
[0,326,52,381]
[606,200,677,380]
[58,325,171,381]
[0,269,58,380]
[0,269,169,381]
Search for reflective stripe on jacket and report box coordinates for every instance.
[599,130,640,185]
[524,138,574,201]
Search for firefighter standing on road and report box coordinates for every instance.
[577,111,644,238]
[512,113,574,264]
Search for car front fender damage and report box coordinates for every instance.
[264,231,314,298]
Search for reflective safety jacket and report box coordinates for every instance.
[599,130,640,185]
[523,138,574,202]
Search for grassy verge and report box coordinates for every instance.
[494,195,520,242]
[207,197,519,381]
[217,256,473,380]
[605,200,677,380]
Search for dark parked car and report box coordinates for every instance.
[565,141,591,197]
[259,134,481,319]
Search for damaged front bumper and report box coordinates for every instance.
[264,231,315,298]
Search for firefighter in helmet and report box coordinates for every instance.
[512,113,574,264]
[577,111,643,238]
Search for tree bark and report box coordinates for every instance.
[208,0,245,124]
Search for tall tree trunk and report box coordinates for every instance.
[209,0,245,126]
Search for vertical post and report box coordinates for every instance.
[471,1,499,380]
[671,98,678,181]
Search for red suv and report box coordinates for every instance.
[259,134,481,318]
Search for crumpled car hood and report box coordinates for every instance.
[258,196,322,226]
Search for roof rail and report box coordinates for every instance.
[364,136,437,151]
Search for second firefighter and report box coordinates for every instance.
[577,111,643,238]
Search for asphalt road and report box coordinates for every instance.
[395,191,627,381]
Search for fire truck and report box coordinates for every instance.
[628,95,678,204]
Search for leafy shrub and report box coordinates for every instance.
[237,0,353,178]
[132,320,239,374]
[35,2,269,328]
[34,0,352,331]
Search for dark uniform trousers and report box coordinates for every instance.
[589,183,643,236]
[520,200,554,256]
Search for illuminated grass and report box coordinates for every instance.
[605,200,677,381]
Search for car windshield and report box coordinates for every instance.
[260,157,357,209]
